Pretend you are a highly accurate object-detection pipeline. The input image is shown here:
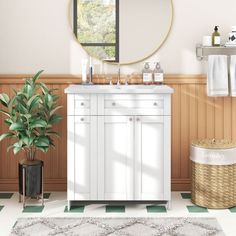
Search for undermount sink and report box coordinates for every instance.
[65,84,174,94]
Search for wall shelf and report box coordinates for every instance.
[196,44,236,60]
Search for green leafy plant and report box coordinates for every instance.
[0,70,62,160]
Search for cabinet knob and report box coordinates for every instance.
[81,102,84,106]
[112,102,116,106]
[129,117,133,121]
[136,118,140,122]
[153,102,158,106]
[80,118,84,121]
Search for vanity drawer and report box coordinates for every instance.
[105,100,163,109]
[104,100,164,116]
[104,94,165,100]
[74,100,90,115]
[75,100,90,109]
[67,94,93,115]
[103,94,169,116]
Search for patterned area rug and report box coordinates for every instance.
[11,217,224,236]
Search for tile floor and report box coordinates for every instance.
[0,192,236,235]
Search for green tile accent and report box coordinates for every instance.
[22,205,44,213]
[146,205,167,213]
[0,193,13,199]
[229,206,236,213]
[181,193,191,199]
[64,206,84,213]
[187,205,208,213]
[0,205,4,212]
[106,205,125,213]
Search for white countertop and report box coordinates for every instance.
[64,84,174,94]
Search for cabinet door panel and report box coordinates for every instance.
[135,116,170,200]
[68,116,97,200]
[98,116,134,200]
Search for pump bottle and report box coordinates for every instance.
[212,26,221,47]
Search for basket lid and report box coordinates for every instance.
[191,139,236,149]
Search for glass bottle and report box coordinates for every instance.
[212,26,221,47]
[153,62,164,84]
[142,62,153,85]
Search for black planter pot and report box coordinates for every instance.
[18,159,43,198]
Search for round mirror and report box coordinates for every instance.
[72,0,173,65]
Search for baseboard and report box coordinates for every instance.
[171,179,191,191]
[0,178,191,192]
[0,179,67,191]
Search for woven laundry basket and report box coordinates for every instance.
[190,139,236,209]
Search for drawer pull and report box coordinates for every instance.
[112,102,116,106]
[153,102,158,106]
[81,102,84,106]
[136,118,140,122]
[80,118,84,121]
[129,117,133,122]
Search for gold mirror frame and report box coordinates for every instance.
[68,0,173,65]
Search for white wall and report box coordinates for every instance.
[0,0,236,75]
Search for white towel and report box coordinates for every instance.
[230,55,236,96]
[207,55,229,96]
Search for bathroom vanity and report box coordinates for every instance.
[65,85,173,210]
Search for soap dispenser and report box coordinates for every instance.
[212,26,221,47]
[142,62,153,85]
[153,62,164,84]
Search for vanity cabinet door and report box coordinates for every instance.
[134,116,171,201]
[67,116,97,200]
[98,116,134,200]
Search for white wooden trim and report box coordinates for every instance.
[127,116,134,200]
[134,116,141,200]
[90,116,98,199]
[164,116,171,201]
[91,94,98,115]
[98,94,105,115]
[67,116,75,200]
[67,94,75,116]
[97,116,105,200]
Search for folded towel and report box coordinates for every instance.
[230,55,236,96]
[207,55,229,96]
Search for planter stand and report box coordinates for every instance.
[18,159,44,208]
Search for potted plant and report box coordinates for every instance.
[0,71,62,206]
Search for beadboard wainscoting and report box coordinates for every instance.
[0,74,235,191]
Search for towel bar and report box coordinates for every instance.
[196,44,236,60]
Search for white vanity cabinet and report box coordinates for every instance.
[65,85,173,210]
[67,115,98,201]
[134,115,171,200]
[98,115,134,200]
